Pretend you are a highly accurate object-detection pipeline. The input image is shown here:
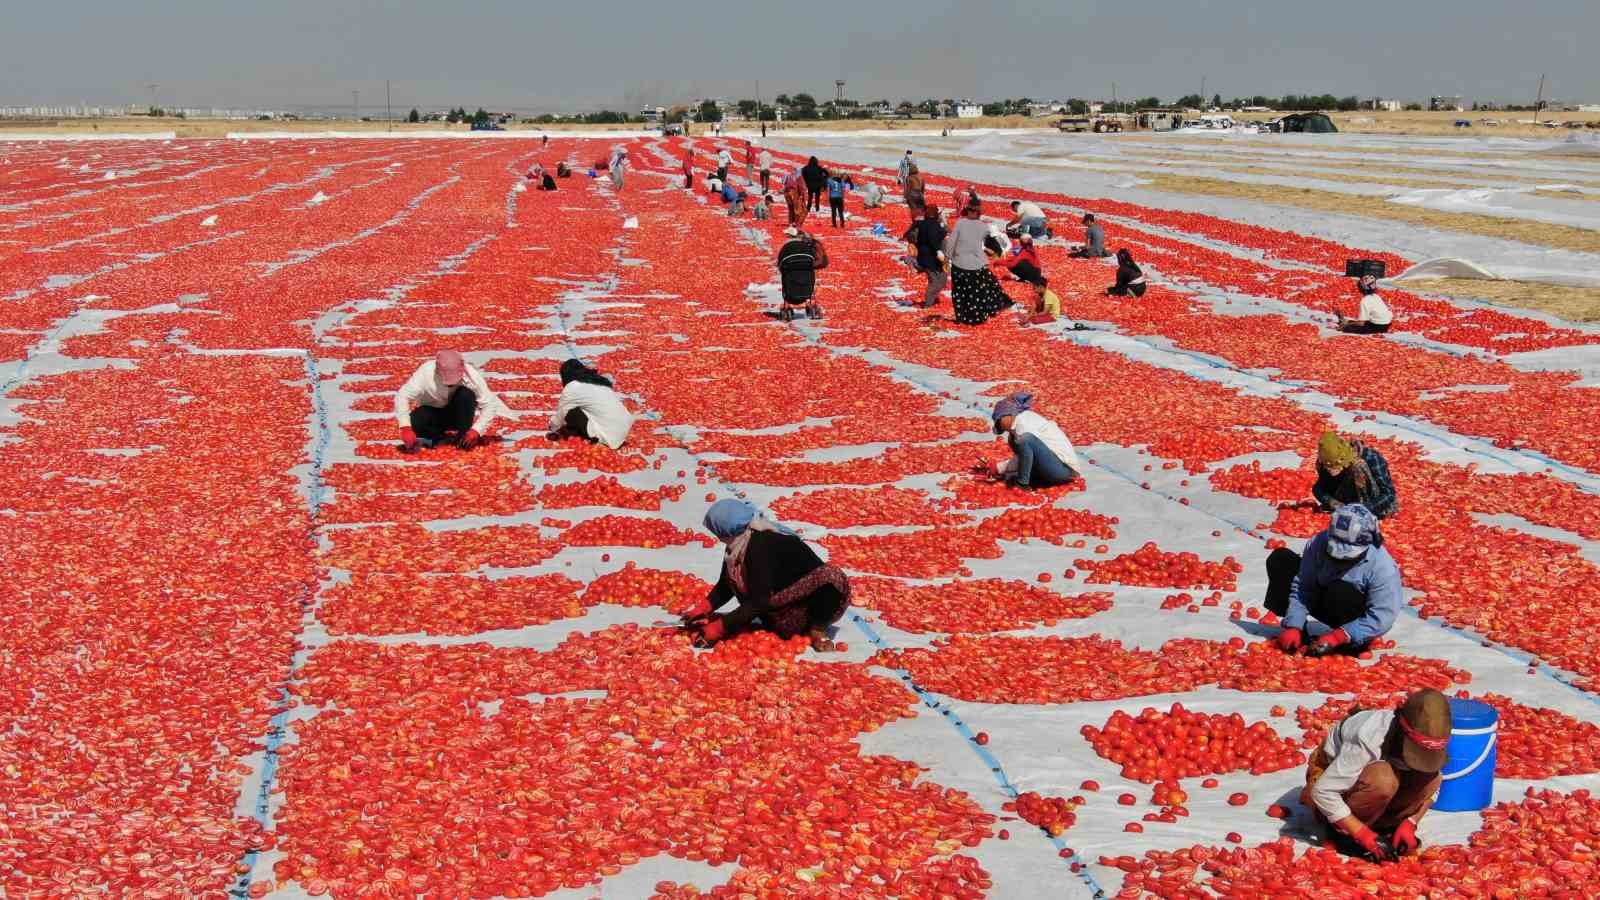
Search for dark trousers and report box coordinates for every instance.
[553,408,593,442]
[684,173,693,189]
[410,387,476,441]
[807,186,822,211]
[1264,547,1369,629]
[829,196,845,226]
[716,165,727,183]
[1341,321,1392,334]
[1010,260,1043,284]
[760,169,770,192]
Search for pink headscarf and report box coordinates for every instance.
[435,350,466,385]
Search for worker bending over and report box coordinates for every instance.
[1303,689,1452,862]
[395,350,504,452]
[1006,199,1051,238]
[1268,504,1401,656]
[1313,431,1399,519]
[681,499,851,652]
[986,391,1082,489]
[548,359,634,449]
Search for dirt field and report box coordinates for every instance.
[1404,277,1600,322]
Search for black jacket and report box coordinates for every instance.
[801,161,828,192]
[709,530,840,630]
[905,218,947,272]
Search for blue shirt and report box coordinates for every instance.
[827,178,847,199]
[1283,532,1403,644]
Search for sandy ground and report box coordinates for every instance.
[1405,278,1600,322]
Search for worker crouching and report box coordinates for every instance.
[1267,504,1401,656]
[394,350,504,452]
[1303,689,1452,862]
[681,500,851,652]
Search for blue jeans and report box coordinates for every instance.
[1011,432,1078,487]
[1021,216,1049,237]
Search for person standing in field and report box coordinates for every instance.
[745,141,757,182]
[783,169,808,229]
[901,203,948,309]
[758,147,774,193]
[801,156,828,213]
[898,150,914,185]
[826,171,849,228]
[608,147,628,190]
[903,163,927,223]
[716,146,731,184]
[943,199,1011,325]
[682,145,694,190]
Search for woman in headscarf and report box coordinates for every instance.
[680,499,851,652]
[783,169,808,228]
[902,163,927,223]
[1107,248,1147,297]
[942,198,1012,325]
[547,359,635,449]
[1312,431,1398,519]
[801,156,829,213]
[982,391,1083,488]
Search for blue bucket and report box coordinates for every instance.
[1434,698,1498,812]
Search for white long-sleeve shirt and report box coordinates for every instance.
[997,411,1083,477]
[1013,200,1047,220]
[551,381,635,449]
[1357,294,1393,326]
[394,361,504,434]
[1311,708,1400,822]
[759,151,773,171]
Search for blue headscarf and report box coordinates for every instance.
[991,391,1035,432]
[703,499,794,542]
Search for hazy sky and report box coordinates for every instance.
[4,1,1595,112]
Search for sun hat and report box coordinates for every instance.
[1395,689,1452,772]
[1326,504,1378,560]
[435,350,466,385]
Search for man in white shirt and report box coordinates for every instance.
[1338,275,1394,334]
[716,148,731,183]
[1302,689,1452,862]
[394,350,504,452]
[985,391,1082,488]
[758,149,773,193]
[1007,200,1051,238]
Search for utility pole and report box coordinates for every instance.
[352,89,359,122]
[1200,75,1207,108]
[146,82,158,114]
[386,80,392,131]
[1112,82,1117,112]
[1534,73,1546,123]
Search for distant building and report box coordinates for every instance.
[640,106,666,124]
[1364,98,1403,112]
[955,101,983,119]
[1088,102,1104,114]
[1430,96,1467,112]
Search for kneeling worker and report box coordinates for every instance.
[1268,504,1401,656]
[1303,688,1452,862]
[1338,275,1394,334]
[395,350,504,452]
[549,359,635,449]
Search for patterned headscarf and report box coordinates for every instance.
[704,499,795,597]
[991,391,1035,431]
[1317,431,1358,471]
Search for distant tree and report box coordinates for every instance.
[1066,98,1089,115]
[1175,94,1205,109]
[407,108,420,123]
[535,114,558,124]
[1337,95,1361,111]
[758,106,777,122]
[775,94,792,107]
[583,110,628,124]
[793,92,816,107]
[471,107,491,126]
[698,100,722,122]
[1211,93,1222,109]
[1136,96,1162,109]
[982,102,1006,117]
[736,99,759,118]
[919,99,941,116]
[1403,102,1423,111]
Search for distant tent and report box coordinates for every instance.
[1278,112,1338,133]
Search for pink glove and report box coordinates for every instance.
[681,597,714,621]
[399,426,418,451]
[1275,627,1304,654]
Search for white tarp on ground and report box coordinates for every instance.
[1387,185,1600,231]
[1390,257,1504,282]
[769,132,1600,289]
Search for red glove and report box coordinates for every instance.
[1351,825,1394,862]
[1392,820,1419,856]
[1309,627,1351,656]
[399,426,418,451]
[691,617,726,647]
[681,597,714,621]
[458,429,481,449]
[1275,627,1304,654]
